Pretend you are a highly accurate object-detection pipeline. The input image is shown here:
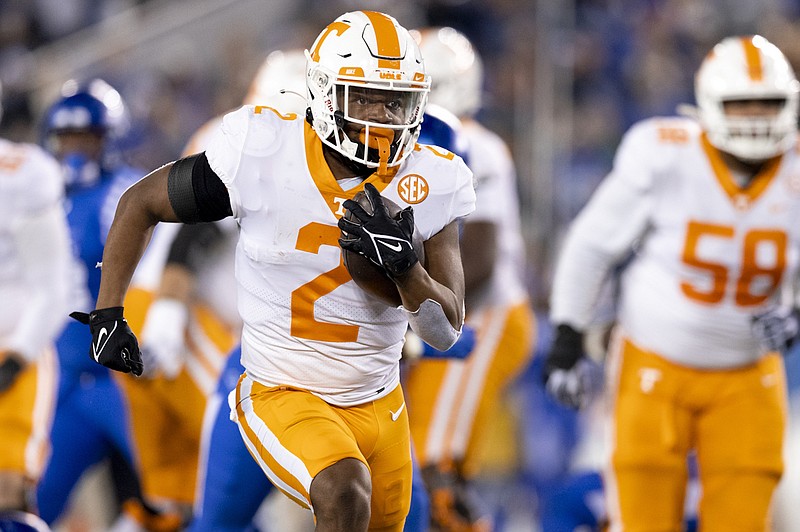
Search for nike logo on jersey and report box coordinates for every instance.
[390,402,405,422]
[93,323,117,362]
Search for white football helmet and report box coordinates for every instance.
[695,35,799,161]
[414,27,483,119]
[244,49,308,115]
[306,11,430,175]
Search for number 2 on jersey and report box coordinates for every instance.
[290,222,359,342]
[681,220,786,307]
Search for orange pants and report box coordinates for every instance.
[0,348,57,480]
[605,336,786,531]
[234,376,412,529]
[404,301,535,477]
[119,288,235,504]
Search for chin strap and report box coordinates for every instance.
[360,127,394,178]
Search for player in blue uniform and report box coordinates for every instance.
[34,79,153,526]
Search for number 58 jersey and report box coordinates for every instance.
[551,116,800,369]
[206,105,475,405]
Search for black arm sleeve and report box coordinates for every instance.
[167,152,233,223]
[166,222,225,274]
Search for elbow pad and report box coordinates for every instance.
[403,299,461,351]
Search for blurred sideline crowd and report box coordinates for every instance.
[4,0,800,531]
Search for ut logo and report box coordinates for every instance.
[638,368,662,394]
[397,174,429,204]
[333,197,348,216]
[380,71,402,80]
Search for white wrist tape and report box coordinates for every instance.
[403,299,461,351]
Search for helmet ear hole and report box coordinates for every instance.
[334,111,345,128]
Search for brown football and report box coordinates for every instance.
[341,191,425,307]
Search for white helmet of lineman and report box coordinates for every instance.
[414,26,483,119]
[695,35,799,161]
[244,48,308,115]
[306,10,430,175]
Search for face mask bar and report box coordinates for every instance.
[308,62,429,175]
[703,99,797,160]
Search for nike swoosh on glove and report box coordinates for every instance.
[70,307,143,376]
[751,305,800,353]
[544,323,589,409]
[338,183,418,278]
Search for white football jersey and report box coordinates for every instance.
[206,105,475,405]
[462,119,528,309]
[0,138,71,360]
[551,116,800,368]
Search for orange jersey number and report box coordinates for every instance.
[681,220,786,307]
[290,222,358,342]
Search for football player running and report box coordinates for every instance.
[0,82,72,516]
[406,26,536,531]
[178,49,475,532]
[545,35,800,530]
[72,11,475,532]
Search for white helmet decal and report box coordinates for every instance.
[306,11,430,176]
[695,35,800,161]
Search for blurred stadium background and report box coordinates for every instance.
[7,0,800,305]
[5,0,800,530]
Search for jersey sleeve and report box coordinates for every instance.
[549,120,659,329]
[205,105,285,219]
[411,153,475,241]
[450,155,476,221]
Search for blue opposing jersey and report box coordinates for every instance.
[57,165,142,376]
[418,103,470,165]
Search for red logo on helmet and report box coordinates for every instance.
[397,174,428,204]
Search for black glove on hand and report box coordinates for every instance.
[0,356,24,393]
[751,305,800,353]
[544,324,589,409]
[338,183,418,278]
[70,307,143,376]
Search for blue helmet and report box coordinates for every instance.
[417,103,470,165]
[41,79,129,190]
[42,78,129,139]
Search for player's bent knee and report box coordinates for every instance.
[311,458,372,528]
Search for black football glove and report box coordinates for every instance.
[70,307,143,376]
[751,305,800,353]
[544,324,591,409]
[338,183,419,278]
[0,355,24,394]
